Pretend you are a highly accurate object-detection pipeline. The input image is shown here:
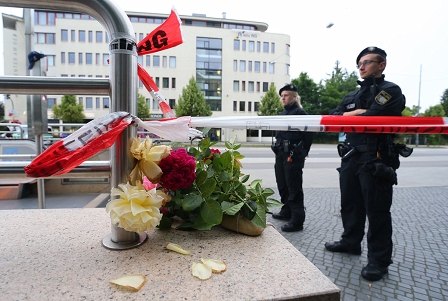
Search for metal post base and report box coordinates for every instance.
[102,232,147,250]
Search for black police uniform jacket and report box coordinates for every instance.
[275,103,314,154]
[329,75,405,145]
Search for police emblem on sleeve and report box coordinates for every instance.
[375,90,392,105]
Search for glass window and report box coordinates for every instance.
[239,60,246,72]
[271,42,275,53]
[254,102,259,111]
[103,54,109,65]
[171,78,176,88]
[286,64,290,75]
[269,62,275,73]
[248,81,254,92]
[248,102,252,112]
[86,97,93,109]
[286,44,290,56]
[263,42,269,52]
[242,81,246,92]
[103,97,110,109]
[96,31,103,42]
[263,82,269,92]
[242,40,246,51]
[146,55,151,66]
[155,77,159,86]
[47,55,55,66]
[152,99,159,110]
[248,41,254,52]
[71,30,75,42]
[248,61,252,72]
[88,31,93,42]
[86,53,92,64]
[239,101,245,111]
[233,81,239,91]
[79,30,85,42]
[96,53,100,65]
[61,52,65,64]
[47,98,56,109]
[153,55,160,67]
[254,61,260,72]
[137,56,143,65]
[169,99,175,109]
[78,53,83,64]
[163,77,169,88]
[37,12,46,25]
[233,101,237,111]
[169,56,176,68]
[263,62,267,73]
[96,97,101,109]
[257,41,261,52]
[233,60,237,71]
[139,33,144,41]
[163,56,167,67]
[61,29,68,41]
[233,39,240,50]
[257,82,260,92]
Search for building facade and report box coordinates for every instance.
[2,9,291,141]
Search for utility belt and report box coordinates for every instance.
[271,140,307,159]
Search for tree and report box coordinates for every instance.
[440,89,448,117]
[402,105,420,116]
[137,93,150,119]
[174,76,212,117]
[258,82,283,116]
[319,61,359,115]
[292,72,321,115]
[52,95,85,123]
[423,104,446,145]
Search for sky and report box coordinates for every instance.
[1,0,448,112]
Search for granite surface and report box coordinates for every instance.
[0,208,339,300]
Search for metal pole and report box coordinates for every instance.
[416,64,422,146]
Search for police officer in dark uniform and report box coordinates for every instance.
[324,47,407,281]
[271,84,313,232]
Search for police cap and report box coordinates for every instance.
[356,46,387,65]
[279,84,298,96]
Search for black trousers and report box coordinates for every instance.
[339,153,393,267]
[274,151,306,225]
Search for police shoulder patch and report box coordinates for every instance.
[375,90,391,105]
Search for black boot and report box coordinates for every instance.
[281,209,305,232]
[272,205,291,220]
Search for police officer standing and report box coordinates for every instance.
[324,47,406,281]
[271,84,313,232]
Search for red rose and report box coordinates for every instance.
[159,148,196,191]
[203,148,221,162]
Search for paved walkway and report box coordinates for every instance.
[268,186,448,301]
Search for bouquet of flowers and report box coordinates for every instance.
[106,136,282,234]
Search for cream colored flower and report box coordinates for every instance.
[106,182,164,233]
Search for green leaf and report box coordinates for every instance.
[195,170,208,186]
[241,200,257,220]
[188,147,198,157]
[192,216,215,230]
[240,174,250,183]
[235,182,247,198]
[182,193,204,211]
[225,141,232,149]
[200,178,216,198]
[250,205,267,228]
[267,198,284,208]
[217,193,230,203]
[233,143,242,150]
[157,216,173,229]
[262,188,275,197]
[200,199,223,225]
[220,151,233,168]
[219,171,230,182]
[207,164,215,177]
[221,201,244,215]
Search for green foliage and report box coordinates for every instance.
[440,89,448,117]
[137,93,150,119]
[402,105,420,116]
[163,137,282,230]
[52,95,85,123]
[422,104,447,145]
[292,72,321,114]
[174,76,212,117]
[258,82,283,116]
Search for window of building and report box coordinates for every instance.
[146,55,151,66]
[35,33,55,44]
[103,54,109,65]
[233,101,237,111]
[139,33,144,41]
[35,11,55,25]
[68,52,75,64]
[61,29,68,41]
[61,74,68,77]
[254,102,259,111]
[95,97,101,109]
[71,30,75,42]
[257,82,260,92]
[88,31,93,42]
[169,99,175,109]
[248,61,252,72]
[47,55,55,66]
[269,62,275,73]
[86,97,93,109]
[286,64,290,75]
[96,31,103,42]
[254,61,260,72]
[242,81,246,92]
[95,53,100,65]
[152,99,160,110]
[248,41,254,52]
[248,81,254,92]
[286,44,290,56]
[153,55,160,67]
[248,102,252,112]
[61,52,65,64]
[47,98,56,109]
[79,75,85,77]
[78,30,85,42]
[169,56,176,68]
[263,82,269,92]
[71,74,76,77]
[163,56,167,67]
[263,42,269,53]
[233,39,240,50]
[155,77,160,86]
[233,60,237,71]
[263,62,267,73]
[95,75,103,78]
[86,53,92,64]
[257,41,261,52]
[137,56,143,65]
[162,77,169,88]
[271,42,275,53]
[103,97,110,109]
[138,79,143,88]
[239,60,246,72]
[78,53,83,64]
[239,101,245,111]
[242,40,246,51]
[171,78,176,88]
[233,81,239,91]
